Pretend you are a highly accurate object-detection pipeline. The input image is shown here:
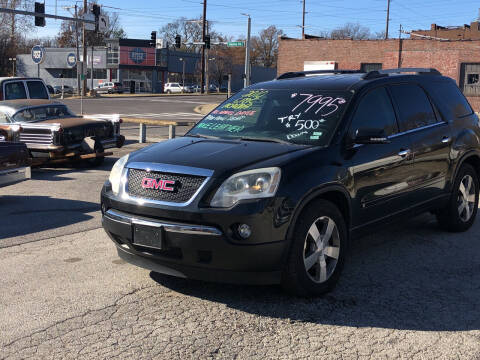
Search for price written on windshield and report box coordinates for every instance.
[290,93,346,116]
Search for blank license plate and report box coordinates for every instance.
[133,224,163,249]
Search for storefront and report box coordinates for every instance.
[105,38,198,93]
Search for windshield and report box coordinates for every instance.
[12,105,76,123]
[187,88,352,145]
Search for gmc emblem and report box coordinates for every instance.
[141,178,176,191]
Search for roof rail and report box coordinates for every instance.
[362,67,442,80]
[277,69,362,80]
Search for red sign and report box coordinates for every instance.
[120,47,156,66]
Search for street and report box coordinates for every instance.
[61,95,225,142]
[1,131,480,358]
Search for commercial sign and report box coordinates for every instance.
[120,47,156,66]
[129,48,146,64]
[66,53,77,67]
[31,45,45,64]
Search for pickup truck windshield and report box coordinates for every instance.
[187,89,352,146]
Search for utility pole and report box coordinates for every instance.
[91,46,94,91]
[82,0,87,96]
[201,0,207,94]
[385,0,390,39]
[241,13,251,88]
[75,5,80,95]
[302,0,306,39]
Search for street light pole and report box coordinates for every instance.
[241,13,251,88]
[201,0,207,94]
[179,57,185,93]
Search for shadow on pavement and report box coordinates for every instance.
[150,213,480,332]
[0,195,98,239]
[31,156,120,181]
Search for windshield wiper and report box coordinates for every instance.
[186,134,220,140]
[236,136,292,145]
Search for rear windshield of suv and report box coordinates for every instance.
[188,88,352,145]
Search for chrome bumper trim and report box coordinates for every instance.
[0,166,31,187]
[105,209,222,236]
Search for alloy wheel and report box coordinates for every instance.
[303,216,340,283]
[458,174,476,222]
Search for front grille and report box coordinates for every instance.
[19,132,53,145]
[127,168,206,203]
[65,123,113,143]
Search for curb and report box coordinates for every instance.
[193,103,219,115]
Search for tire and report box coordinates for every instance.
[166,90,172,94]
[437,163,479,232]
[282,199,348,297]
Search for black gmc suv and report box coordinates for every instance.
[101,68,480,296]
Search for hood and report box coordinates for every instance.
[40,117,108,129]
[16,117,108,129]
[127,136,305,176]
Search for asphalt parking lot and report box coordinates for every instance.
[1,135,480,358]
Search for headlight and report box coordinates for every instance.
[210,167,281,208]
[109,154,129,195]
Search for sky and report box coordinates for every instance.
[36,0,480,41]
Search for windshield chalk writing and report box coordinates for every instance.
[291,93,346,116]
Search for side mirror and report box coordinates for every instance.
[353,128,391,145]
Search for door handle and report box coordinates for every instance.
[441,136,451,144]
[398,149,411,157]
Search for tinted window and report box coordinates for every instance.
[349,87,398,137]
[389,84,438,131]
[4,82,27,100]
[188,89,352,146]
[426,81,473,119]
[26,81,48,99]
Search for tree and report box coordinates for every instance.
[330,22,371,40]
[158,16,221,52]
[56,8,126,48]
[0,0,39,76]
[208,46,233,88]
[250,25,284,68]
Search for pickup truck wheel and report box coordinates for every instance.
[437,163,479,232]
[282,199,347,297]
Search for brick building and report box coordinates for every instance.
[277,38,480,110]
[411,22,480,40]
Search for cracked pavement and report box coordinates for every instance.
[1,143,480,359]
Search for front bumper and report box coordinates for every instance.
[0,166,31,187]
[101,207,288,285]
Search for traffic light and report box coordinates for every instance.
[34,2,45,27]
[175,35,181,48]
[150,31,157,47]
[205,35,210,49]
[92,4,100,17]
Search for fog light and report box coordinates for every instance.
[237,224,252,239]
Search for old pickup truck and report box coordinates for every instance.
[0,141,30,188]
[0,99,125,166]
